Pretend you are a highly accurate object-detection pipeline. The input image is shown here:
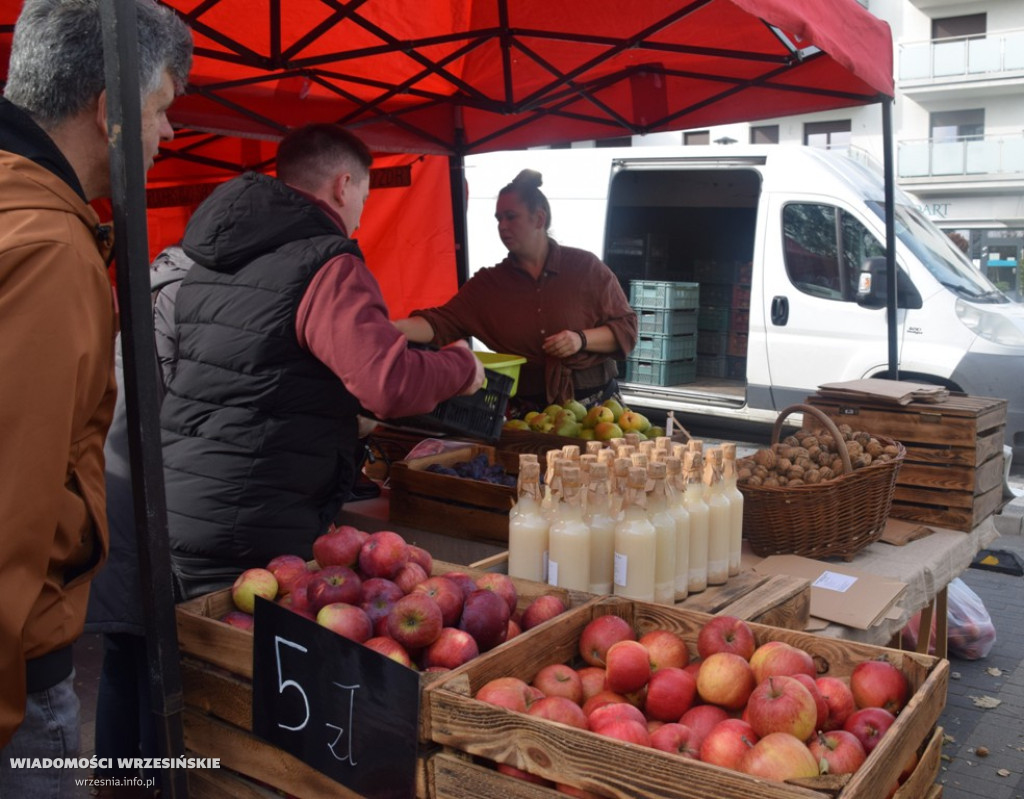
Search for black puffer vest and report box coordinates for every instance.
[161,173,362,590]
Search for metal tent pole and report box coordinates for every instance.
[883,98,899,379]
[99,2,187,796]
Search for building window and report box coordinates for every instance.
[804,120,851,150]
[684,130,710,146]
[595,136,632,148]
[930,109,984,142]
[750,125,779,145]
[932,14,985,40]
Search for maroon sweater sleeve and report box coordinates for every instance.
[296,253,477,418]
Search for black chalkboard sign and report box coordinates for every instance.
[252,597,421,798]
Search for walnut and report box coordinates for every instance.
[818,466,835,480]
[762,476,780,487]
[801,435,819,450]
[818,433,836,450]
[806,445,822,460]
[737,466,753,481]
[854,431,871,447]
[754,465,769,479]
[804,469,822,484]
[752,448,777,470]
[883,445,900,457]
[794,429,810,443]
[852,453,873,469]
[776,444,794,461]
[746,475,762,486]
[817,450,833,467]
[776,457,793,473]
[831,458,846,474]
[795,456,814,471]
[844,440,863,458]
[786,465,805,480]
[783,435,800,448]
[837,423,854,439]
[790,447,810,461]
[865,439,884,457]
[787,478,805,487]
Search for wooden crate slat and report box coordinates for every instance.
[890,483,1004,532]
[896,451,1004,495]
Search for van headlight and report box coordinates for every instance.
[955,299,1024,346]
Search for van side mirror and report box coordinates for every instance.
[856,256,923,310]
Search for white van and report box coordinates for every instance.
[464,145,1024,460]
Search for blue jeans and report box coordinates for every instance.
[0,671,80,798]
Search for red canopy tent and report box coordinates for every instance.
[3,0,895,317]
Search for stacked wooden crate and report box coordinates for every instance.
[424,595,947,799]
[807,392,1008,531]
[625,280,699,386]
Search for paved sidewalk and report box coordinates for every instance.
[935,528,1024,799]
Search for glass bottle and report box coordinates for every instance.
[683,450,709,594]
[722,442,745,577]
[509,453,538,519]
[665,455,690,602]
[508,461,549,583]
[541,451,564,522]
[585,462,616,595]
[647,460,678,605]
[704,448,731,586]
[548,465,591,592]
[613,467,656,602]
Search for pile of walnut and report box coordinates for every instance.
[736,424,900,487]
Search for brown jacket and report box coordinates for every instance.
[0,147,116,746]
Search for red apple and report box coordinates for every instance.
[579,614,636,667]
[265,554,311,596]
[749,640,816,683]
[697,615,757,661]
[808,729,867,776]
[604,640,651,695]
[576,666,607,702]
[306,565,362,613]
[506,618,522,640]
[843,706,896,754]
[586,700,646,733]
[411,576,465,627]
[849,659,910,714]
[316,602,372,643]
[393,561,429,594]
[554,782,603,798]
[459,589,511,651]
[581,690,630,718]
[739,732,820,781]
[422,627,479,669]
[495,763,552,786]
[532,663,583,704]
[521,594,568,630]
[475,676,536,712]
[406,544,433,574]
[695,652,756,710]
[816,675,857,732]
[678,704,730,751]
[363,636,413,668]
[639,628,690,672]
[313,524,368,568]
[792,672,829,733]
[594,718,650,747]
[643,667,697,722]
[359,530,410,579]
[699,718,759,771]
[231,568,278,613]
[475,572,518,616]
[649,723,700,758]
[221,610,254,631]
[527,696,588,729]
[440,570,478,601]
[746,675,818,741]
[360,577,404,627]
[386,592,443,650]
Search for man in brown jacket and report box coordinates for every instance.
[0,2,191,794]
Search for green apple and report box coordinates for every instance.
[601,398,625,423]
[543,403,564,419]
[564,399,588,423]
[647,425,666,439]
[594,421,624,441]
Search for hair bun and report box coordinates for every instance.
[512,169,543,190]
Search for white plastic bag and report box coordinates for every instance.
[900,577,996,660]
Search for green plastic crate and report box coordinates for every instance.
[636,308,698,336]
[626,357,697,386]
[630,280,700,310]
[698,307,732,332]
[633,333,697,362]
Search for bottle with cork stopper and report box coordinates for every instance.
[646,460,678,605]
[665,455,690,602]
[613,466,656,602]
[547,465,591,592]
[508,460,548,583]
[682,449,709,594]
[704,447,730,586]
[584,462,616,595]
[721,442,745,577]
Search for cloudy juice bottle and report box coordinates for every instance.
[683,450,709,594]
[584,462,615,595]
[508,461,548,583]
[705,448,731,586]
[646,460,678,605]
[547,465,591,592]
[722,443,745,577]
[666,455,690,602]
[613,467,656,603]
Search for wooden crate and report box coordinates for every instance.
[425,595,948,799]
[426,723,943,798]
[389,444,520,544]
[806,393,1007,531]
[677,571,810,631]
[176,560,578,799]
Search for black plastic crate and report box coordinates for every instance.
[424,368,515,442]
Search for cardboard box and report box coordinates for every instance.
[425,595,947,799]
[751,554,906,630]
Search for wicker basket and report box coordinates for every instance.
[739,404,905,561]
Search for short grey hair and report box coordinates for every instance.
[4,0,192,129]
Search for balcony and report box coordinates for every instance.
[899,133,1024,182]
[900,29,1024,92]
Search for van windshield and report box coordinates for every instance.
[867,202,1006,303]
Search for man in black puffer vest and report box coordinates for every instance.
[161,125,484,598]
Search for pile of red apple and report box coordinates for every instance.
[222,524,570,671]
[472,614,919,796]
